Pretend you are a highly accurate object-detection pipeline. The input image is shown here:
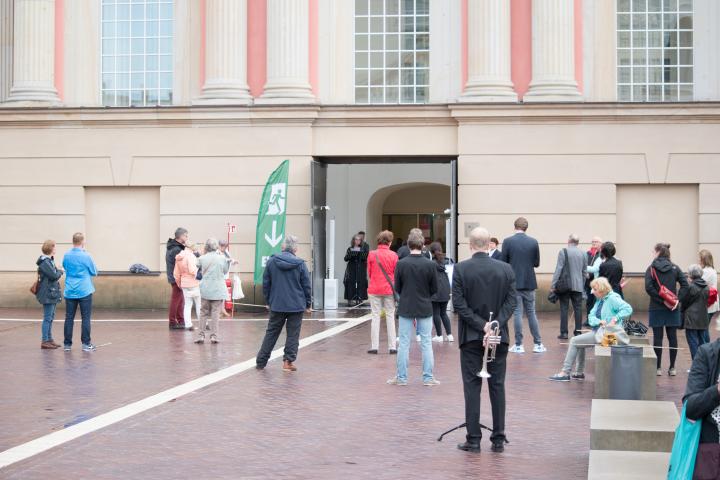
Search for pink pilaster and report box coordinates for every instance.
[309,0,319,96]
[574,0,583,93]
[54,0,64,100]
[510,0,531,99]
[247,0,267,97]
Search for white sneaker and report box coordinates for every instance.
[509,344,525,354]
[533,343,547,353]
[416,335,421,342]
[446,334,454,342]
[432,336,443,342]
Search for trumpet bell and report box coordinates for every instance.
[477,368,491,378]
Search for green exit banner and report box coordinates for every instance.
[253,160,290,284]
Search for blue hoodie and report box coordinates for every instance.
[263,251,312,313]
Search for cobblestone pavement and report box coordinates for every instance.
[0,309,698,479]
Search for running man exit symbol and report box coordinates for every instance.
[267,183,286,216]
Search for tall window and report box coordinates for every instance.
[617,0,693,102]
[354,0,429,104]
[101,0,174,107]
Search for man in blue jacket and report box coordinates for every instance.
[62,232,98,352]
[256,235,312,372]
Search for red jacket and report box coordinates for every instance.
[367,245,398,296]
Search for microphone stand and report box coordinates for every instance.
[437,422,493,442]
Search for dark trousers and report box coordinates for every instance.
[256,311,304,366]
[432,301,451,336]
[585,285,595,317]
[64,294,92,347]
[653,326,678,369]
[559,291,583,335]
[685,328,710,360]
[168,283,185,325]
[461,340,508,444]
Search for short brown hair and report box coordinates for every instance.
[41,240,55,255]
[490,237,499,245]
[700,249,715,269]
[654,242,671,259]
[514,217,529,231]
[72,232,85,245]
[376,230,394,245]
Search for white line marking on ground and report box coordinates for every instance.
[0,318,359,323]
[0,314,371,470]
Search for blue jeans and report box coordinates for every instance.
[41,303,57,342]
[686,328,710,360]
[64,294,93,347]
[397,316,434,382]
[513,290,542,345]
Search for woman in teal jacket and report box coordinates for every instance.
[549,277,633,382]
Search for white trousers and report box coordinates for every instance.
[369,294,397,351]
[182,287,201,328]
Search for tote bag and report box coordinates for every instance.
[667,401,701,480]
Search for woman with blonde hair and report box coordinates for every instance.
[35,240,64,349]
[549,277,633,382]
[700,249,719,323]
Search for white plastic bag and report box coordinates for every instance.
[232,274,245,300]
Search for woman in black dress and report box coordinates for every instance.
[344,234,368,306]
[598,241,624,297]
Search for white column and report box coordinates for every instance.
[256,0,315,104]
[195,0,251,104]
[6,0,60,104]
[524,0,582,102]
[0,0,13,103]
[459,0,517,102]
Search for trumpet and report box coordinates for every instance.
[478,313,500,379]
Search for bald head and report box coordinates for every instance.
[591,236,603,250]
[469,227,490,252]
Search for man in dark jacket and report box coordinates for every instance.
[453,226,517,453]
[256,235,312,372]
[682,264,711,359]
[166,228,188,330]
[387,229,438,386]
[500,217,544,353]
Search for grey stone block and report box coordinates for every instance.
[588,450,670,479]
[593,345,657,400]
[628,336,650,346]
[590,399,679,452]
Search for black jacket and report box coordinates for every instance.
[35,255,63,305]
[165,238,185,284]
[263,251,312,313]
[430,261,451,303]
[644,257,689,311]
[395,254,438,318]
[684,340,720,443]
[490,250,502,260]
[501,232,539,290]
[397,245,431,261]
[453,253,517,347]
[599,256,624,293]
[682,278,710,330]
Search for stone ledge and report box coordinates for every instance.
[590,399,678,452]
[588,450,670,479]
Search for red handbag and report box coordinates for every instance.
[651,267,679,311]
[709,287,718,308]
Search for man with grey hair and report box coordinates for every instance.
[681,264,711,359]
[552,234,588,340]
[256,235,312,372]
[166,227,188,330]
[453,227,517,453]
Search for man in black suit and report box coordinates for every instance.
[500,217,545,354]
[488,237,502,260]
[453,227,517,453]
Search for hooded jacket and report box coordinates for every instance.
[644,256,689,311]
[165,238,185,284]
[682,278,710,330]
[263,251,312,313]
[35,255,63,305]
[173,248,200,289]
[684,339,720,443]
[430,260,451,303]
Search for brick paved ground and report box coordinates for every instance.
[0,309,700,479]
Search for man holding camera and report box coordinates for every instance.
[452,227,517,453]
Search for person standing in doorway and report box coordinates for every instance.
[344,234,369,306]
[195,238,230,344]
[551,234,587,340]
[256,235,312,372]
[35,240,64,349]
[453,227,517,453]
[501,217,546,354]
[366,230,399,354]
[387,229,439,386]
[429,242,453,342]
[62,233,98,352]
[166,228,188,330]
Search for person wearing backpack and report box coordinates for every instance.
[35,240,64,349]
[645,242,689,376]
[366,230,399,355]
[682,264,711,360]
[551,234,588,340]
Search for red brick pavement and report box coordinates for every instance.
[0,311,700,479]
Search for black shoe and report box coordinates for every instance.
[367,349,378,354]
[457,442,480,453]
[491,441,505,453]
[557,334,568,340]
[582,322,591,328]
[571,373,585,381]
[256,364,265,370]
[573,330,583,336]
[169,323,185,330]
[389,349,397,355]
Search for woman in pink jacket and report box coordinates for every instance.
[366,230,399,355]
[173,245,200,330]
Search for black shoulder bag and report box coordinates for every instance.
[554,248,571,294]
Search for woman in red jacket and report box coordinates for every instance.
[366,230,399,355]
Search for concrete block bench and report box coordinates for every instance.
[590,399,679,452]
[587,450,670,479]
[593,346,657,400]
[628,336,650,346]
